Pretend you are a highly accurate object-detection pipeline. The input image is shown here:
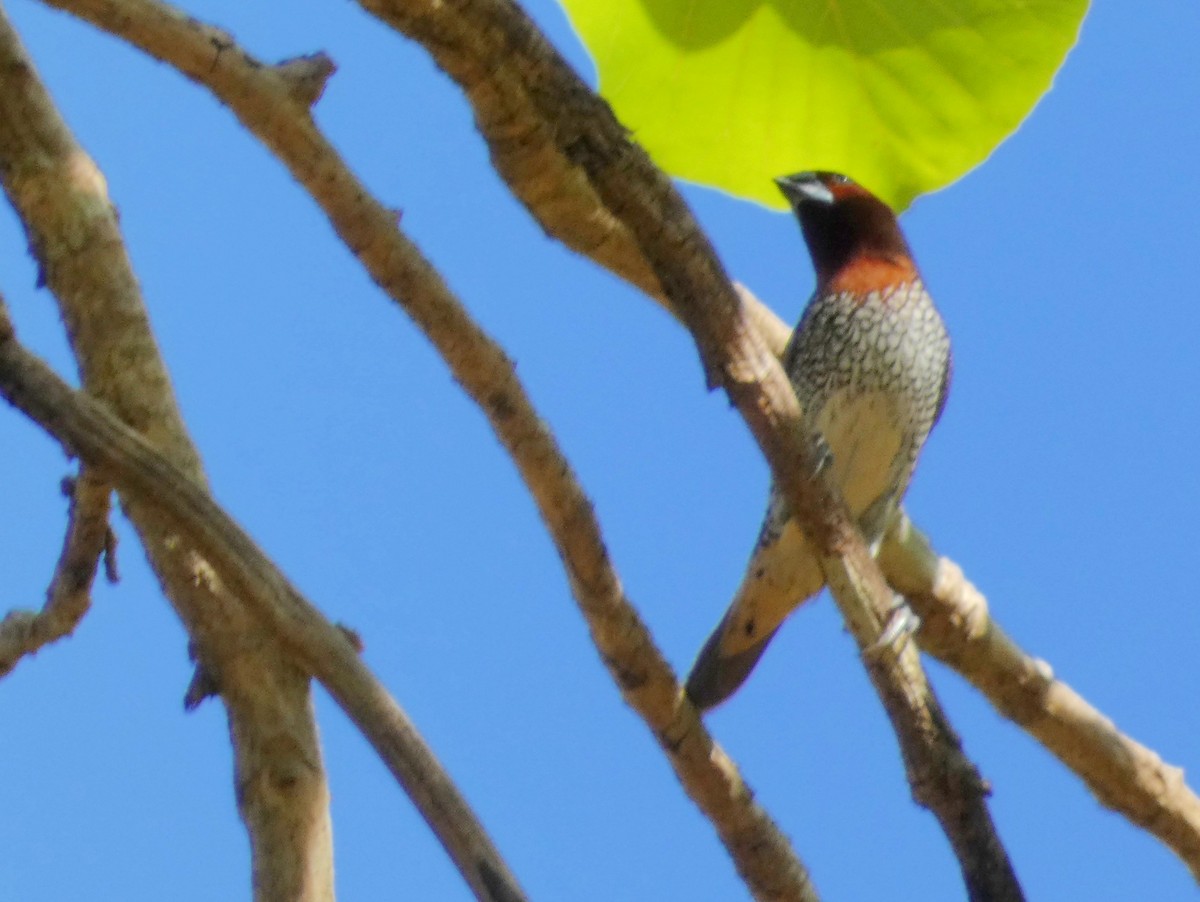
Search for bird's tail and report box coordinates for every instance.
[685,613,781,710]
[683,516,825,711]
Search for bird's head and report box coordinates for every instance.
[774,171,917,293]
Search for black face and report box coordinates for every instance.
[774,172,908,279]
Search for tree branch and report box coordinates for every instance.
[369,0,794,356]
[346,9,1192,877]
[0,469,113,678]
[727,280,1200,877]
[0,300,528,902]
[879,509,1200,880]
[33,1,820,897]
[360,1,1020,897]
[35,0,1019,893]
[0,13,332,899]
[368,2,1200,882]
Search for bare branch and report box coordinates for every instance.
[816,550,1020,900]
[39,0,1014,892]
[355,1,1020,897]
[371,0,794,356]
[0,469,112,678]
[34,1,820,897]
[726,278,1200,878]
[15,0,1195,894]
[352,12,1163,874]
[0,301,528,902]
[0,13,332,899]
[879,510,1200,880]
[352,0,793,355]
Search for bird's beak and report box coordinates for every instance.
[774,173,834,206]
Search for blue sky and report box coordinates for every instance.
[1,1,1198,899]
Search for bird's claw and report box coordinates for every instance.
[810,432,833,477]
[865,599,920,659]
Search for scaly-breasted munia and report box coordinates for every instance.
[685,171,952,710]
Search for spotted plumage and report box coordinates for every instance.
[685,172,952,710]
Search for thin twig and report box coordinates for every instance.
[0,300,528,902]
[0,469,112,678]
[35,1,820,897]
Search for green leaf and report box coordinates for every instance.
[561,0,1089,209]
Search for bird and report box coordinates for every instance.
[685,171,952,711]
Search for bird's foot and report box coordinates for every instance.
[810,432,833,478]
[865,597,920,659]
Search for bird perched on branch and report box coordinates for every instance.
[685,171,952,710]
